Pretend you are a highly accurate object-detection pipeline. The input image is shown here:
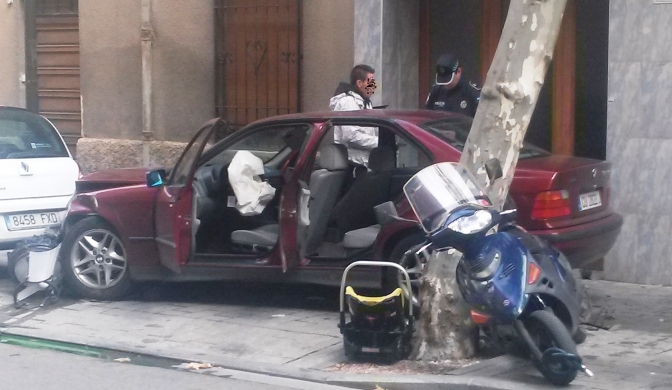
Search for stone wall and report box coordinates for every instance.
[0,1,26,107]
[77,138,186,174]
[301,0,355,112]
[79,1,215,143]
[353,0,419,109]
[605,0,672,285]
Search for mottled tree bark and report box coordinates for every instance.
[412,249,477,361]
[461,0,569,204]
[413,0,568,361]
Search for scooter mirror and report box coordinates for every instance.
[374,201,399,225]
[485,158,503,182]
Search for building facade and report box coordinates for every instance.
[1,0,671,285]
[604,0,672,286]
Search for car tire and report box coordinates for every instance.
[60,217,132,300]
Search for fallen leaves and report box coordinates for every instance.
[327,358,478,375]
[184,362,214,371]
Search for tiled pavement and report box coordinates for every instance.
[0,271,671,390]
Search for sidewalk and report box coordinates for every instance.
[0,274,671,390]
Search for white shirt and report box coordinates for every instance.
[328,91,378,166]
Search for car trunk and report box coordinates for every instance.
[512,155,613,231]
[0,157,79,201]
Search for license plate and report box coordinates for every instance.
[361,347,380,353]
[579,191,602,211]
[5,212,60,231]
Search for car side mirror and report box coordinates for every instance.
[146,169,167,188]
[485,158,503,182]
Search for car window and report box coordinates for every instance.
[171,124,216,186]
[395,135,432,169]
[207,125,308,167]
[420,115,551,159]
[0,109,68,159]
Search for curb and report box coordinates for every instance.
[0,327,529,390]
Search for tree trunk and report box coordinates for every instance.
[412,249,477,360]
[413,0,568,361]
[460,0,569,205]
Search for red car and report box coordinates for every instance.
[60,110,622,301]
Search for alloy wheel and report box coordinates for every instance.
[69,228,127,290]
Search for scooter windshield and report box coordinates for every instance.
[403,162,489,233]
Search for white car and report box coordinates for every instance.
[0,106,80,266]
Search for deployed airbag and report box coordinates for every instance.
[227,151,276,216]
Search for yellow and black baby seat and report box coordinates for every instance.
[338,261,414,361]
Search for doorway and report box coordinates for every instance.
[215,0,302,131]
[25,0,81,155]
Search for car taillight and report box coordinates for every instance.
[532,190,570,219]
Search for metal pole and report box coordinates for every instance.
[141,0,154,166]
[24,0,38,112]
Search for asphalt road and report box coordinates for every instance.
[0,342,358,390]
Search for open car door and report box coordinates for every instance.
[154,121,218,273]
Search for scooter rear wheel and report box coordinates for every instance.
[525,310,579,386]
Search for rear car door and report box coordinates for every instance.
[390,134,433,199]
[154,123,217,273]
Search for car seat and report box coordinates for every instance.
[331,146,395,235]
[230,144,349,254]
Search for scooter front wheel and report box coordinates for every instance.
[525,310,579,386]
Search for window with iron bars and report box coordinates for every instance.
[36,0,78,16]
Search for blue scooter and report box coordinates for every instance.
[401,160,592,386]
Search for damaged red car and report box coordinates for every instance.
[60,110,623,301]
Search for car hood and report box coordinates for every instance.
[77,168,150,192]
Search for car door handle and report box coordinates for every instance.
[18,162,33,176]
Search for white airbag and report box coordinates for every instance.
[227,151,276,216]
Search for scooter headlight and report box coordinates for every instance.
[447,210,492,235]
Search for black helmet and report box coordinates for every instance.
[436,53,460,84]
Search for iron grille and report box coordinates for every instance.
[215,0,301,129]
[36,0,78,16]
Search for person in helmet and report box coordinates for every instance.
[424,53,480,117]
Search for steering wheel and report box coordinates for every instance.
[0,144,21,159]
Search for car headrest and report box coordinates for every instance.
[283,126,307,150]
[368,146,395,173]
[318,144,349,171]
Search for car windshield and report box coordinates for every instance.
[0,109,69,159]
[420,115,550,159]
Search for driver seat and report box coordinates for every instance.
[230,144,349,253]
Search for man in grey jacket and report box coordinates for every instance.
[329,64,378,167]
